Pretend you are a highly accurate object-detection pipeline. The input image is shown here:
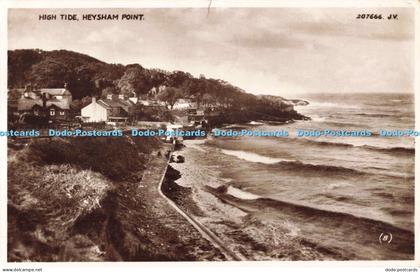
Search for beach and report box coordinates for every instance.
[164,93,415,261]
[167,140,336,260]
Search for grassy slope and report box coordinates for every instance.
[8,136,225,261]
[7,136,162,261]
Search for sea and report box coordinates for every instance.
[170,93,415,260]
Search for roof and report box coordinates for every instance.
[108,117,128,120]
[100,99,128,109]
[96,100,112,110]
[17,99,42,111]
[46,100,70,110]
[39,88,71,96]
[8,88,25,95]
[9,87,72,97]
[82,98,133,113]
[100,99,132,112]
[17,98,70,110]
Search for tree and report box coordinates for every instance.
[183,77,207,107]
[26,58,72,88]
[202,93,214,108]
[166,71,192,88]
[157,87,183,109]
[116,65,153,96]
[8,49,45,87]
[101,86,117,97]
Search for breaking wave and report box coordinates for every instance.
[308,102,360,109]
[290,138,414,155]
[220,149,291,164]
[219,147,412,178]
[207,184,415,237]
[273,160,367,176]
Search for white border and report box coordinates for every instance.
[0,0,418,8]
[0,0,8,267]
[0,0,418,271]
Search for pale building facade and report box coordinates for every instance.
[81,97,108,122]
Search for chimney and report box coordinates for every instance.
[42,93,47,109]
[92,97,96,103]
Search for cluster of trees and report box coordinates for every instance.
[8,49,306,122]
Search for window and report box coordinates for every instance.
[59,111,65,116]
[50,109,55,116]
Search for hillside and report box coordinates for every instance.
[8,49,308,122]
[8,137,224,261]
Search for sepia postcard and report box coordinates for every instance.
[1,1,419,271]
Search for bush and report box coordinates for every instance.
[28,136,161,181]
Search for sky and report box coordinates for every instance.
[8,7,414,96]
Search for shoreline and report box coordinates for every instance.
[163,139,414,261]
[160,165,246,261]
[164,140,331,261]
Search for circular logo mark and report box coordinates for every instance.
[379,232,393,244]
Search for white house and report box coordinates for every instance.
[172,99,194,110]
[81,96,133,123]
[81,97,109,122]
